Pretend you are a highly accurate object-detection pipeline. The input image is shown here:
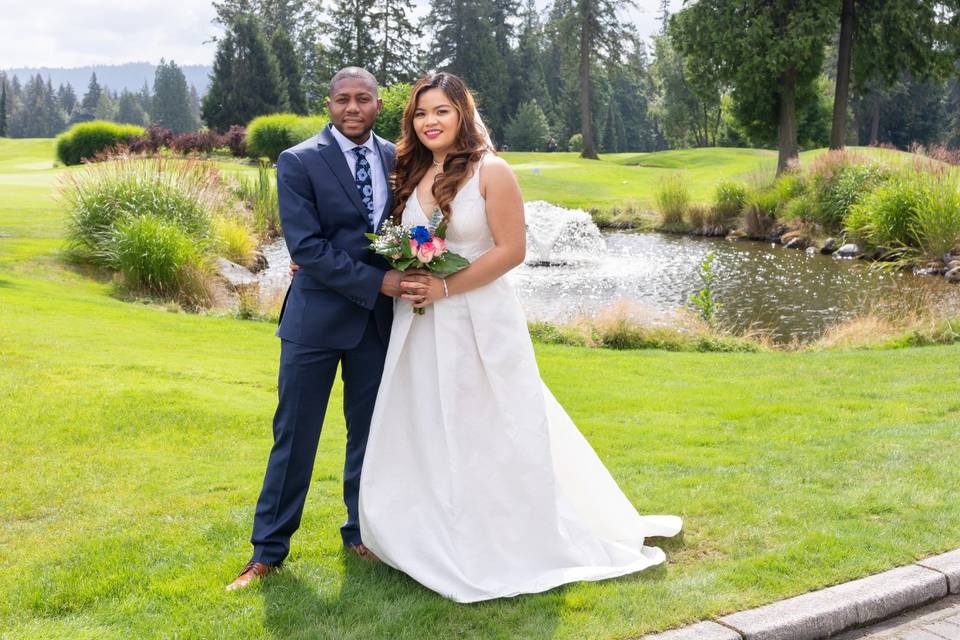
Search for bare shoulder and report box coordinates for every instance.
[478,154,517,192]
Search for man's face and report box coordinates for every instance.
[327,78,382,143]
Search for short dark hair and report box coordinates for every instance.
[329,67,379,97]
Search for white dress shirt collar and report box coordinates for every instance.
[329,123,377,157]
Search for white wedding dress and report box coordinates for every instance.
[358,156,681,603]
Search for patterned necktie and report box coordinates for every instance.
[352,146,376,227]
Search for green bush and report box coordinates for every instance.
[213,216,257,266]
[567,133,583,153]
[375,83,411,143]
[56,120,146,166]
[655,174,690,226]
[769,172,806,209]
[911,175,960,260]
[781,193,817,222]
[111,214,210,303]
[713,180,748,219]
[812,162,890,229]
[246,113,329,161]
[845,177,921,249]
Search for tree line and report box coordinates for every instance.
[0,61,201,138]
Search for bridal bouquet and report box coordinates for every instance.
[366,214,470,314]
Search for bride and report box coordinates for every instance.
[358,72,681,603]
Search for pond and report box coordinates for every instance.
[257,201,960,343]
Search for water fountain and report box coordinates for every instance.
[524,201,606,266]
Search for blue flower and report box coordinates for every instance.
[411,225,432,244]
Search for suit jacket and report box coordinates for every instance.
[275,125,395,349]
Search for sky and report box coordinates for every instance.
[0,0,682,70]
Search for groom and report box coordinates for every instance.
[227,67,426,591]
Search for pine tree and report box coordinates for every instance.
[0,76,7,137]
[152,59,198,133]
[657,0,670,33]
[202,15,289,131]
[511,0,552,115]
[57,83,77,116]
[117,90,147,125]
[271,29,307,114]
[374,0,422,85]
[564,0,634,158]
[10,74,64,137]
[138,81,153,119]
[426,0,508,138]
[505,100,551,150]
[80,73,102,114]
[325,0,379,74]
[189,85,202,124]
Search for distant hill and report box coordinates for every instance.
[3,62,212,95]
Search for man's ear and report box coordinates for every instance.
[376,98,384,113]
[324,96,331,111]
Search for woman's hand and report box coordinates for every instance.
[402,273,446,309]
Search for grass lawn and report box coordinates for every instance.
[2,137,959,639]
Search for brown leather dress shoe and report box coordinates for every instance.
[225,560,280,591]
[347,543,380,562]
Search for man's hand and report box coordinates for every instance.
[380,269,431,298]
[288,259,300,277]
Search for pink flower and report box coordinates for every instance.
[417,240,437,263]
[409,238,418,252]
[432,237,446,256]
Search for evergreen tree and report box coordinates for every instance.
[672,0,835,173]
[505,100,551,150]
[117,90,147,125]
[44,78,66,135]
[57,83,77,116]
[138,81,153,120]
[189,85,202,124]
[657,0,670,33]
[153,59,197,133]
[271,29,307,114]
[325,0,379,74]
[10,74,64,137]
[203,15,289,131]
[510,0,552,116]
[0,76,7,137]
[374,0,422,85]
[564,0,635,158]
[425,0,508,138]
[80,73,102,114]
[94,90,117,121]
[649,31,721,148]
[830,0,960,150]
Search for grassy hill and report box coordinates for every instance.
[2,136,958,638]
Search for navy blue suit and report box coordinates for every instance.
[250,126,395,563]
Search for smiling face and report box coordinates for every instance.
[413,88,461,156]
[327,77,382,143]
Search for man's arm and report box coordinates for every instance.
[277,149,384,309]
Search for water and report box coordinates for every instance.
[256,201,960,343]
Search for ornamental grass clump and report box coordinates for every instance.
[56,120,146,165]
[655,174,689,227]
[60,156,239,303]
[808,151,891,229]
[713,180,748,221]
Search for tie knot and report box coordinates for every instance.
[352,146,368,158]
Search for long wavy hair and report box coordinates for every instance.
[391,72,494,223]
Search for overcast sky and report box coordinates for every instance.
[1,0,681,70]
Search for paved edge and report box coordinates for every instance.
[641,549,960,640]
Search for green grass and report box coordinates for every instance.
[502,146,920,214]
[2,137,960,639]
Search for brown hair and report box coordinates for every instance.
[391,72,493,223]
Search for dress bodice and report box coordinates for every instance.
[402,157,495,262]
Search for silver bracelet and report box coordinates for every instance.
[442,279,449,298]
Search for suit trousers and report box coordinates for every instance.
[250,314,387,563]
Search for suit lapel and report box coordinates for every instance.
[373,133,395,233]
[317,126,369,225]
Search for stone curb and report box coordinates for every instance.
[642,549,960,640]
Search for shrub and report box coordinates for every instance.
[128,125,174,155]
[110,214,210,303]
[61,157,232,264]
[741,189,780,238]
[170,130,223,155]
[911,175,960,260]
[567,133,583,153]
[223,125,248,157]
[213,216,257,266]
[56,120,146,165]
[845,177,921,249]
[685,204,708,230]
[246,113,329,161]
[781,193,817,222]
[713,180,748,220]
[376,83,411,143]
[809,155,891,229]
[769,172,806,209]
[655,174,689,226]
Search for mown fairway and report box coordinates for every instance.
[2,138,959,639]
